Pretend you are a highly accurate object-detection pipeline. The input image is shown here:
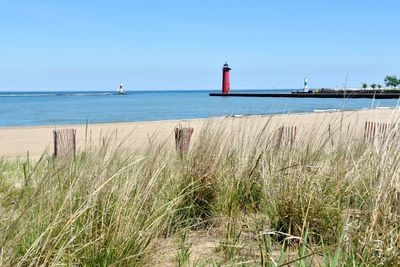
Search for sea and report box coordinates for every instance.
[0,89,399,127]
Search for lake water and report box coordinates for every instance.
[0,90,399,127]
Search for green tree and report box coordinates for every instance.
[377,84,382,89]
[384,75,399,89]
[370,83,377,89]
[362,83,368,89]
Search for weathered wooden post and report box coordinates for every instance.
[275,126,297,150]
[364,121,396,146]
[53,128,76,158]
[275,126,284,150]
[365,121,376,144]
[174,126,194,155]
[364,121,369,142]
[289,125,297,149]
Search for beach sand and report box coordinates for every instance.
[1,108,399,159]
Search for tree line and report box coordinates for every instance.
[362,75,400,89]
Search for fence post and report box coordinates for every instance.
[275,126,297,150]
[73,129,76,158]
[290,126,297,149]
[53,130,58,157]
[174,126,194,155]
[275,126,284,150]
[53,128,76,158]
[364,121,396,146]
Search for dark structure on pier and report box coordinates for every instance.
[210,89,400,99]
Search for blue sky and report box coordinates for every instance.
[0,0,399,91]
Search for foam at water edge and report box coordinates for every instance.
[313,109,340,113]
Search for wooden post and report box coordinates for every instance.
[364,121,375,144]
[364,121,368,142]
[73,129,76,158]
[275,126,297,150]
[372,122,376,142]
[275,126,284,150]
[53,130,58,157]
[174,126,194,155]
[290,126,297,149]
[53,128,77,158]
[364,121,396,146]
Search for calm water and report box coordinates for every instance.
[0,90,399,127]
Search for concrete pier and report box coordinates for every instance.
[209,91,400,99]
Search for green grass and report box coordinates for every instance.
[0,118,399,266]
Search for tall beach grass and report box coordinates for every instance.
[0,113,399,266]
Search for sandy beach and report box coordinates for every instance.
[1,108,399,159]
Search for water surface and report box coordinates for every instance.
[0,90,398,127]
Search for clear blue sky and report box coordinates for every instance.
[0,0,399,91]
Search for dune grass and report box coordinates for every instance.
[0,117,399,266]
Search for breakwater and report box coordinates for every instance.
[210,91,400,99]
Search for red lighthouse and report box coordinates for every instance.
[222,62,231,94]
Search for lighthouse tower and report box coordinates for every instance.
[119,82,124,95]
[303,78,309,92]
[222,62,231,94]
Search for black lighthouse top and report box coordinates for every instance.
[222,62,231,71]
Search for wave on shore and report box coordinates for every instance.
[313,109,340,113]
